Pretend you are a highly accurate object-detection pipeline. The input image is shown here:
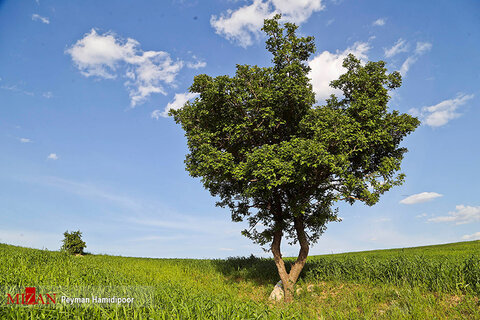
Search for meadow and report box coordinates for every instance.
[1,241,479,319]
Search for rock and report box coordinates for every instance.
[268,280,284,301]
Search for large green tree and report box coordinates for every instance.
[171,15,420,302]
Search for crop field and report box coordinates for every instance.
[1,241,479,319]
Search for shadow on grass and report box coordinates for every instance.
[212,255,278,286]
[214,253,480,297]
[213,255,318,286]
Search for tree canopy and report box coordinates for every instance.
[61,230,86,255]
[171,15,420,301]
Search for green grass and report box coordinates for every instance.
[1,241,479,319]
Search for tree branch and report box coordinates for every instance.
[337,195,365,201]
[288,215,309,285]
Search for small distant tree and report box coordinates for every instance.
[61,230,86,255]
[171,15,420,302]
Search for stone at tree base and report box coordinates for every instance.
[268,280,284,301]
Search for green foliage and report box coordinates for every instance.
[61,230,86,255]
[171,15,420,247]
[1,241,480,319]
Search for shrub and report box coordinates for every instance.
[61,230,86,255]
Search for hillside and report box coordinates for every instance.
[1,241,479,319]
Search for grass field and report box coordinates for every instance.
[1,241,479,319]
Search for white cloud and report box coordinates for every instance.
[400,192,443,205]
[187,56,207,69]
[24,176,143,211]
[210,0,324,47]
[153,92,199,118]
[384,38,408,58]
[47,153,58,160]
[399,56,417,76]
[1,84,34,96]
[409,93,474,127]
[462,232,480,241]
[32,14,50,24]
[372,18,385,26]
[210,0,273,48]
[308,41,370,101]
[271,0,325,22]
[19,138,32,143]
[415,41,432,55]
[66,29,183,107]
[399,41,432,76]
[187,61,207,69]
[43,91,53,98]
[151,110,162,120]
[429,205,480,225]
[219,247,234,251]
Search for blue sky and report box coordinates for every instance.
[1,0,479,258]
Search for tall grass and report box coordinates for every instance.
[1,241,479,319]
[218,241,480,295]
[304,254,480,294]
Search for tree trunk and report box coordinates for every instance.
[271,216,309,303]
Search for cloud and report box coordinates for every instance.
[66,29,183,107]
[399,41,432,76]
[415,41,432,55]
[271,0,325,22]
[462,232,480,241]
[32,14,50,24]
[152,92,199,119]
[210,0,325,47]
[399,56,417,76]
[384,38,408,58]
[151,110,162,120]
[19,138,32,143]
[409,93,474,127]
[21,175,239,236]
[308,41,370,101]
[47,153,58,160]
[210,0,273,48]
[372,18,385,26]
[23,175,239,235]
[187,56,207,69]
[43,91,53,98]
[1,84,34,96]
[429,205,480,225]
[400,192,443,205]
[24,176,143,212]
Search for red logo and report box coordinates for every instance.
[6,287,56,305]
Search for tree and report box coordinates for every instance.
[61,230,86,255]
[171,15,420,302]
